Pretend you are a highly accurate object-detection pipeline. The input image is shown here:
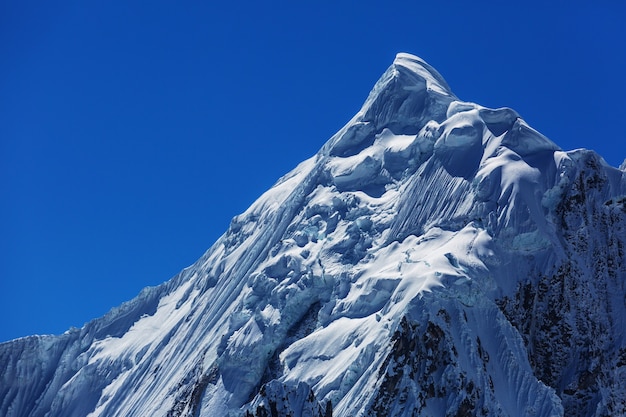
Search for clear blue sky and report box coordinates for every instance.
[1,1,625,342]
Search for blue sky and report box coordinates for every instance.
[1,1,625,342]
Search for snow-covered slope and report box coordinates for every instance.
[2,53,626,417]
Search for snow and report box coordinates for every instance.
[394,52,454,96]
[2,52,625,417]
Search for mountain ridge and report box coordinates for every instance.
[2,53,625,417]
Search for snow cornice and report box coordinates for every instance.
[393,52,456,98]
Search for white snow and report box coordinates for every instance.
[2,52,625,417]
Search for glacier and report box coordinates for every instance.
[1,53,625,417]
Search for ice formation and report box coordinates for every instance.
[2,53,626,417]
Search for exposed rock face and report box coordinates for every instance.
[497,150,626,417]
[1,53,625,417]
[244,381,331,417]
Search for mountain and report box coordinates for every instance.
[2,53,626,417]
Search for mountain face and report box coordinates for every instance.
[2,53,626,417]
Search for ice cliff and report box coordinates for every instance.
[2,53,626,417]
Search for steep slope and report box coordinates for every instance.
[1,53,625,417]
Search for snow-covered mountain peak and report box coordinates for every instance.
[325,54,457,160]
[2,53,625,417]
[393,52,455,97]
